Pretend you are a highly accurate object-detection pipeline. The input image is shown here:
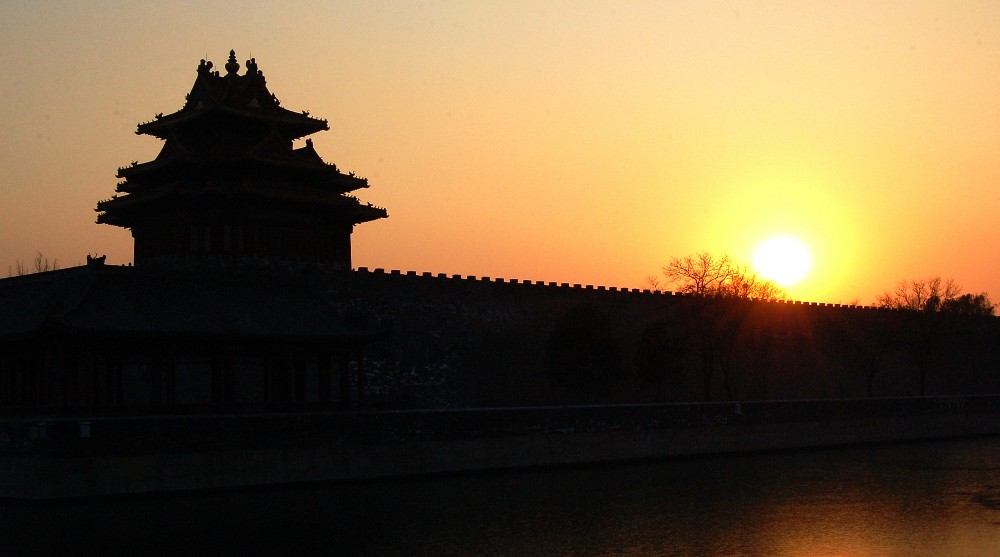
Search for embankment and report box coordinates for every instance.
[1,395,998,500]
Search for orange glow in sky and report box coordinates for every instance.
[2,2,999,304]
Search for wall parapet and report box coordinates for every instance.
[353,267,878,309]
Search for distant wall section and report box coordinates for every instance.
[341,268,1000,408]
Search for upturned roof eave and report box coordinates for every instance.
[136,104,329,139]
[97,183,387,225]
[117,157,369,195]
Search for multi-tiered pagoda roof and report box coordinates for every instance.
[97,50,387,268]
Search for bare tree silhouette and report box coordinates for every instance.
[7,253,59,277]
[877,277,962,311]
[877,277,995,395]
[649,253,784,401]
[651,252,785,300]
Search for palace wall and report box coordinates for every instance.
[341,268,1000,409]
[3,264,999,500]
[2,264,997,413]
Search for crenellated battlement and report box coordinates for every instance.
[353,266,880,310]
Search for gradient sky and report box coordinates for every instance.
[2,1,999,304]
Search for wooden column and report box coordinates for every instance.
[211,357,224,405]
[150,355,164,406]
[317,353,332,404]
[210,355,236,407]
[65,345,80,409]
[356,354,366,405]
[0,347,9,408]
[51,337,76,411]
[338,355,351,407]
[268,352,291,406]
[106,356,123,407]
[90,354,102,407]
[164,355,176,406]
[293,358,307,404]
[224,355,235,405]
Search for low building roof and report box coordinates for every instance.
[0,263,384,343]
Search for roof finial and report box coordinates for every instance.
[225,49,240,75]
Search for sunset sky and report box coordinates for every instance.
[2,1,999,304]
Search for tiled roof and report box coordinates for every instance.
[136,51,328,141]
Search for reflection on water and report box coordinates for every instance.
[8,437,1000,555]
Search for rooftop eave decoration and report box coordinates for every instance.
[135,109,329,141]
[134,50,329,140]
[98,50,389,234]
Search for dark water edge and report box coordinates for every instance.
[5,436,1000,556]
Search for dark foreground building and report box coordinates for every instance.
[96,50,386,268]
[1,52,999,501]
[0,262,380,413]
[2,52,386,415]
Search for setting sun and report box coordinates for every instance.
[753,236,813,287]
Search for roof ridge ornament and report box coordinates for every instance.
[225,49,240,75]
[197,58,214,75]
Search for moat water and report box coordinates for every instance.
[9,436,1000,555]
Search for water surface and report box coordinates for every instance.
[8,436,1000,555]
